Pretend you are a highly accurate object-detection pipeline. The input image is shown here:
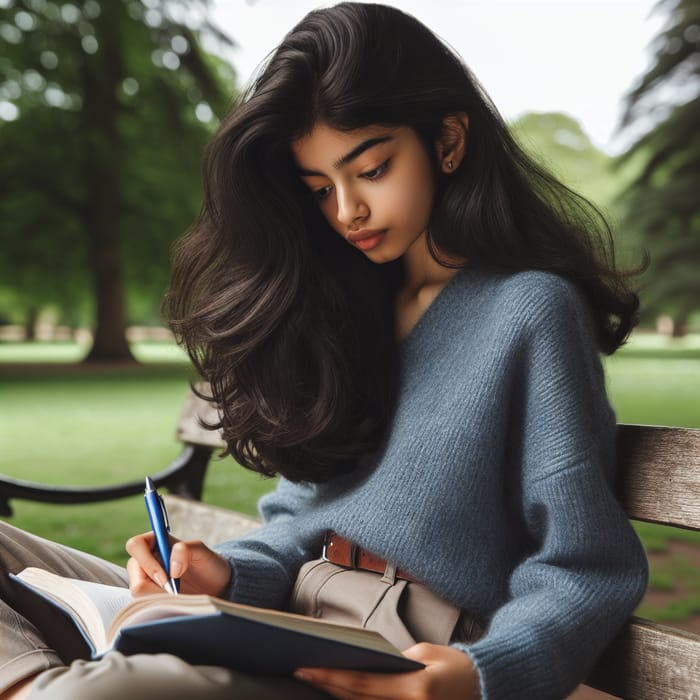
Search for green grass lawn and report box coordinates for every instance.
[605,332,700,429]
[1,334,699,622]
[0,346,275,563]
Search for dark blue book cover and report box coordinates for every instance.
[112,612,423,674]
[11,569,422,675]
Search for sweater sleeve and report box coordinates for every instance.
[213,477,321,608]
[460,276,648,700]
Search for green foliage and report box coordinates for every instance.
[0,0,237,343]
[510,112,645,273]
[615,0,700,326]
[0,106,89,321]
[511,112,621,209]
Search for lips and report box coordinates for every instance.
[347,229,387,251]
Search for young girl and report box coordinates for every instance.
[0,3,648,699]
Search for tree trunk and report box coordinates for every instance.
[671,318,688,338]
[24,307,38,341]
[82,4,135,364]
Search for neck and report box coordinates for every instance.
[401,233,464,293]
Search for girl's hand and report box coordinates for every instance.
[294,643,481,700]
[125,532,232,598]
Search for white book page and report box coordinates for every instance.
[15,568,132,652]
[107,594,217,639]
[66,578,133,636]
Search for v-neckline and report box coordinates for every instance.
[397,267,466,351]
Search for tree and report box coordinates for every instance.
[511,112,645,274]
[615,0,700,331]
[511,112,621,208]
[0,0,236,360]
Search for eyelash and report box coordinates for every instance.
[312,158,391,201]
[362,159,391,181]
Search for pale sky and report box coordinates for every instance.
[208,0,663,155]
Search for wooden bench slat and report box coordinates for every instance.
[587,616,700,699]
[618,425,700,530]
[163,494,260,546]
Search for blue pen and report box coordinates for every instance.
[144,477,180,594]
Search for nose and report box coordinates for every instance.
[335,184,369,228]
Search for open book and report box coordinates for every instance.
[11,567,422,675]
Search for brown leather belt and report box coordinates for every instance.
[322,531,417,582]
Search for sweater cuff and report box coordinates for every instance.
[213,545,292,609]
[454,624,580,700]
[454,637,559,700]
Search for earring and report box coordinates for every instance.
[447,160,453,170]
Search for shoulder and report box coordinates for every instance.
[452,267,591,331]
[421,267,599,366]
[489,268,583,310]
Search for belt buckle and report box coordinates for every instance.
[321,531,332,562]
[348,542,358,569]
[322,532,358,569]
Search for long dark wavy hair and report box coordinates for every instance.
[163,2,642,483]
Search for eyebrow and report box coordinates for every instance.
[297,136,394,177]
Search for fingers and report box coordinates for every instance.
[294,668,424,700]
[126,556,165,596]
[169,540,233,597]
[169,539,210,577]
[125,533,232,598]
[294,644,479,700]
[292,643,433,698]
[401,643,434,663]
[125,531,176,592]
[169,539,208,579]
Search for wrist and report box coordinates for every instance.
[214,560,233,599]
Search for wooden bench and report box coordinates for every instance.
[2,387,699,698]
[584,425,700,699]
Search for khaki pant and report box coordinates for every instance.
[0,520,329,699]
[290,558,483,651]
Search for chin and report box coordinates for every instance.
[365,249,401,264]
[364,240,405,263]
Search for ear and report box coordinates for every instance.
[436,113,469,174]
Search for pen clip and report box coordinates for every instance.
[158,494,171,532]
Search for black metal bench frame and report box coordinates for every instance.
[0,386,224,516]
[0,444,214,517]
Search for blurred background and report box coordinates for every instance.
[1,0,698,632]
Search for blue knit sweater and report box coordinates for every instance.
[214,267,648,699]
